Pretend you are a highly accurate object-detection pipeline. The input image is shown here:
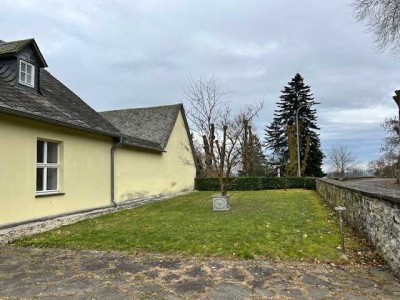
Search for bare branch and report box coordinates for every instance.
[327,146,357,177]
[353,0,400,56]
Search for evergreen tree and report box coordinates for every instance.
[265,73,324,177]
[239,133,269,177]
[249,135,269,176]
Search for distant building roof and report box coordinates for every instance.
[100,104,184,150]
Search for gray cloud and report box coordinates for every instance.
[2,0,400,168]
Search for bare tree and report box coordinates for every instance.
[184,75,263,179]
[380,114,400,181]
[212,119,241,195]
[368,158,386,176]
[327,146,357,177]
[353,0,400,55]
[184,75,227,176]
[381,116,400,152]
[368,150,397,177]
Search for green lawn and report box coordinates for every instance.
[16,190,362,261]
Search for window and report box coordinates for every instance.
[19,60,35,87]
[36,140,59,194]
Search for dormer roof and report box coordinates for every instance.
[0,38,47,67]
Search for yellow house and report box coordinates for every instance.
[0,38,196,228]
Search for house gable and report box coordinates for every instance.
[101,103,197,164]
[113,109,196,201]
[100,104,182,148]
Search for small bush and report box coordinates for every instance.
[195,177,316,191]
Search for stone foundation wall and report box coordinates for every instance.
[316,179,400,276]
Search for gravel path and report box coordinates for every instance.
[0,245,399,299]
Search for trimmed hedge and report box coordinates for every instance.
[195,177,316,191]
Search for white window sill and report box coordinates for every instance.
[35,192,65,198]
[19,80,34,88]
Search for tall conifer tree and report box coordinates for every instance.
[265,73,324,177]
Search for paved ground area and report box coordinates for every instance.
[342,178,400,199]
[0,246,399,299]
[345,178,399,188]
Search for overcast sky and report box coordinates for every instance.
[2,0,400,171]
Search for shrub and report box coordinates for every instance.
[194,177,316,191]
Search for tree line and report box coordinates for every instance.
[184,73,324,186]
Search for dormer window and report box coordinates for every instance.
[19,60,35,87]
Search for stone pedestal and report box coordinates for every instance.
[212,195,230,211]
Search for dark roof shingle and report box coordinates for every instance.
[0,39,191,153]
[121,135,164,152]
[0,69,120,137]
[100,104,183,149]
[0,39,47,67]
[0,39,32,55]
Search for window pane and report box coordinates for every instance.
[37,140,44,163]
[20,72,26,82]
[27,74,32,84]
[47,168,58,190]
[27,64,32,74]
[36,168,44,191]
[21,62,26,72]
[47,142,58,163]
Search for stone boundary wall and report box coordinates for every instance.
[316,178,400,276]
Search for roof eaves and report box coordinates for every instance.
[29,39,48,68]
[120,136,165,153]
[0,105,119,138]
[121,143,165,153]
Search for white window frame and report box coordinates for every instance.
[36,140,59,195]
[19,60,35,87]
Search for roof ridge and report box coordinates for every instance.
[0,38,33,44]
[0,38,34,49]
[100,103,182,113]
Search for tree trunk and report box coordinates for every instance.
[300,135,311,176]
[397,154,400,184]
[219,125,227,195]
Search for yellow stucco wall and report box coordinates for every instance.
[0,113,113,227]
[115,110,196,202]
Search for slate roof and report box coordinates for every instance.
[0,39,47,67]
[100,104,184,150]
[0,68,120,137]
[0,38,191,153]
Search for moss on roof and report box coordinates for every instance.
[0,39,34,55]
[0,38,47,67]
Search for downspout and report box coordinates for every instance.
[111,137,123,207]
